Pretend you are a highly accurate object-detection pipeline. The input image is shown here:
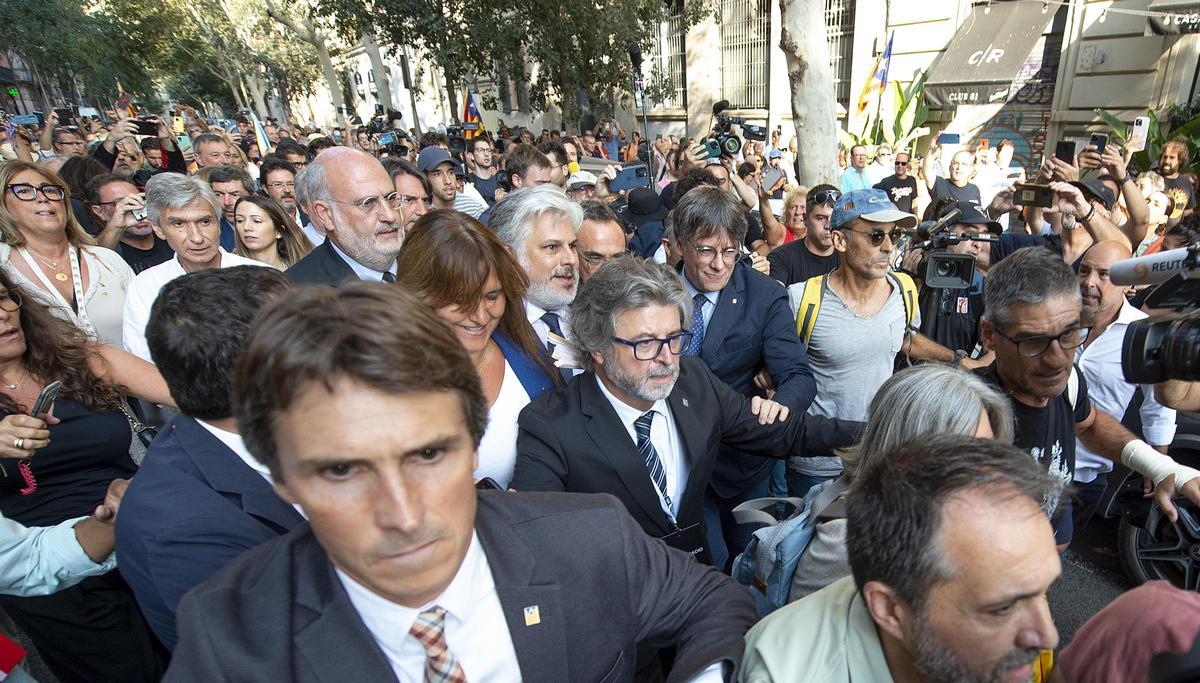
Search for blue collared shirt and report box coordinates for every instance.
[0,513,116,597]
[681,275,721,334]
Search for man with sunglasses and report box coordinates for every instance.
[786,189,955,496]
[766,184,841,286]
[977,246,1200,550]
[872,151,918,215]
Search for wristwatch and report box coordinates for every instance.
[1122,173,1136,186]
[953,349,968,366]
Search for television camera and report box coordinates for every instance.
[908,208,997,289]
[1116,245,1200,384]
[698,100,768,159]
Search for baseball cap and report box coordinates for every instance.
[937,200,1001,235]
[767,149,782,159]
[1072,178,1117,211]
[417,146,462,174]
[831,189,917,230]
[566,171,598,191]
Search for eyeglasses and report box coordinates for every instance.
[806,188,841,207]
[612,332,693,360]
[332,192,403,213]
[0,289,22,311]
[992,325,1090,357]
[840,226,903,247]
[7,184,65,202]
[687,241,739,264]
[580,252,622,266]
[265,182,296,191]
[895,160,909,166]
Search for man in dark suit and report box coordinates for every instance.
[167,282,753,682]
[668,186,817,570]
[511,257,854,563]
[117,266,304,651]
[286,147,402,286]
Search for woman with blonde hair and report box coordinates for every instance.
[0,161,132,345]
[232,195,312,270]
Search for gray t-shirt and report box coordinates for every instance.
[786,275,919,476]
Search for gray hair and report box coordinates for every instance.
[983,247,1080,327]
[570,257,692,372]
[294,156,329,206]
[1136,171,1165,194]
[840,365,1014,480]
[672,185,747,247]
[847,434,1059,611]
[145,172,221,226]
[489,185,583,255]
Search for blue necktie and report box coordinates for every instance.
[633,411,673,517]
[684,293,706,356]
[541,312,564,351]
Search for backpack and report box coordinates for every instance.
[795,271,918,344]
[730,478,847,617]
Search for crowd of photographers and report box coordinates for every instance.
[0,100,1194,682]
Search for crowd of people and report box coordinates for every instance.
[0,100,1195,683]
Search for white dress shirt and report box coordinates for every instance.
[327,240,397,283]
[122,251,267,362]
[595,374,688,520]
[337,532,522,683]
[524,299,572,348]
[194,419,307,519]
[1074,299,1177,483]
[300,221,324,248]
[475,359,531,489]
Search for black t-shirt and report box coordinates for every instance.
[744,210,764,250]
[918,279,985,353]
[767,240,840,286]
[932,176,982,209]
[874,175,919,215]
[469,173,500,206]
[118,237,175,274]
[1162,172,1195,219]
[976,363,1090,510]
[0,399,135,526]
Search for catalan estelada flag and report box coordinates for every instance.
[462,85,485,138]
[250,112,273,155]
[855,32,894,115]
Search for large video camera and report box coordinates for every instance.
[447,122,480,154]
[699,100,768,159]
[366,106,404,135]
[910,208,998,289]
[1118,245,1200,383]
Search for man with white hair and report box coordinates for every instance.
[489,184,583,354]
[122,173,266,362]
[286,147,403,286]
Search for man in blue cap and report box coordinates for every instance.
[418,146,487,218]
[784,189,955,496]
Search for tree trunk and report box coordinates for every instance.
[778,0,838,186]
[399,46,422,135]
[361,33,394,111]
[245,67,269,120]
[444,65,460,124]
[264,2,348,131]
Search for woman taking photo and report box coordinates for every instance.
[0,161,133,347]
[0,269,172,682]
[395,209,560,488]
[232,195,312,270]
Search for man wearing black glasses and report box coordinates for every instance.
[873,150,918,215]
[767,183,842,286]
[977,246,1200,551]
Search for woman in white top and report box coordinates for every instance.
[396,209,562,488]
[0,161,132,346]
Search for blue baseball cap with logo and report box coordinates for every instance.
[830,188,917,230]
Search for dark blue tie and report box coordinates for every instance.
[541,312,564,351]
[633,411,672,516]
[684,293,706,356]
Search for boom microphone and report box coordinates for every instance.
[712,100,731,116]
[1110,248,1191,286]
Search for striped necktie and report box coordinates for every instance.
[633,411,673,518]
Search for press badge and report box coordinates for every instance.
[956,296,969,314]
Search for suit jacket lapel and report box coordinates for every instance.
[292,532,398,682]
[475,497,569,682]
[700,265,744,358]
[320,240,358,283]
[579,374,675,535]
[667,369,712,514]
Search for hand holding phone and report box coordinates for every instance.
[30,381,62,419]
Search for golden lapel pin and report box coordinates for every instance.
[524,605,541,626]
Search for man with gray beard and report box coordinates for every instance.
[488,185,582,355]
[511,257,859,566]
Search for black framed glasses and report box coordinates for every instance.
[7,184,65,202]
[992,325,1090,357]
[0,289,22,311]
[895,160,910,166]
[612,332,693,360]
[840,226,903,247]
[806,188,841,207]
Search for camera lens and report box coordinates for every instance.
[935,260,955,278]
[1163,315,1200,382]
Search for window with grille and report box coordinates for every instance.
[646,10,686,109]
[719,0,770,110]
[825,0,856,108]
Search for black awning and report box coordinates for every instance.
[924,1,1055,107]
[1146,1,1200,34]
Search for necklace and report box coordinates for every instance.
[0,368,25,390]
[27,250,69,282]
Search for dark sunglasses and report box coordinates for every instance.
[807,188,841,207]
[840,226,904,246]
[895,160,909,166]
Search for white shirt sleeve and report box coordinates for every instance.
[1139,383,1178,447]
[0,513,116,597]
[122,276,153,362]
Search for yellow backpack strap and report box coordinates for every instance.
[890,271,919,331]
[795,275,828,344]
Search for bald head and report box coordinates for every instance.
[303,145,402,271]
[1078,240,1133,325]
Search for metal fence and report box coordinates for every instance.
[825,0,856,108]
[719,0,770,110]
[647,12,687,109]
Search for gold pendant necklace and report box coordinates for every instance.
[29,252,69,282]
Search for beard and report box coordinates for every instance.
[909,611,1040,683]
[331,204,402,271]
[601,349,679,404]
[521,256,577,311]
